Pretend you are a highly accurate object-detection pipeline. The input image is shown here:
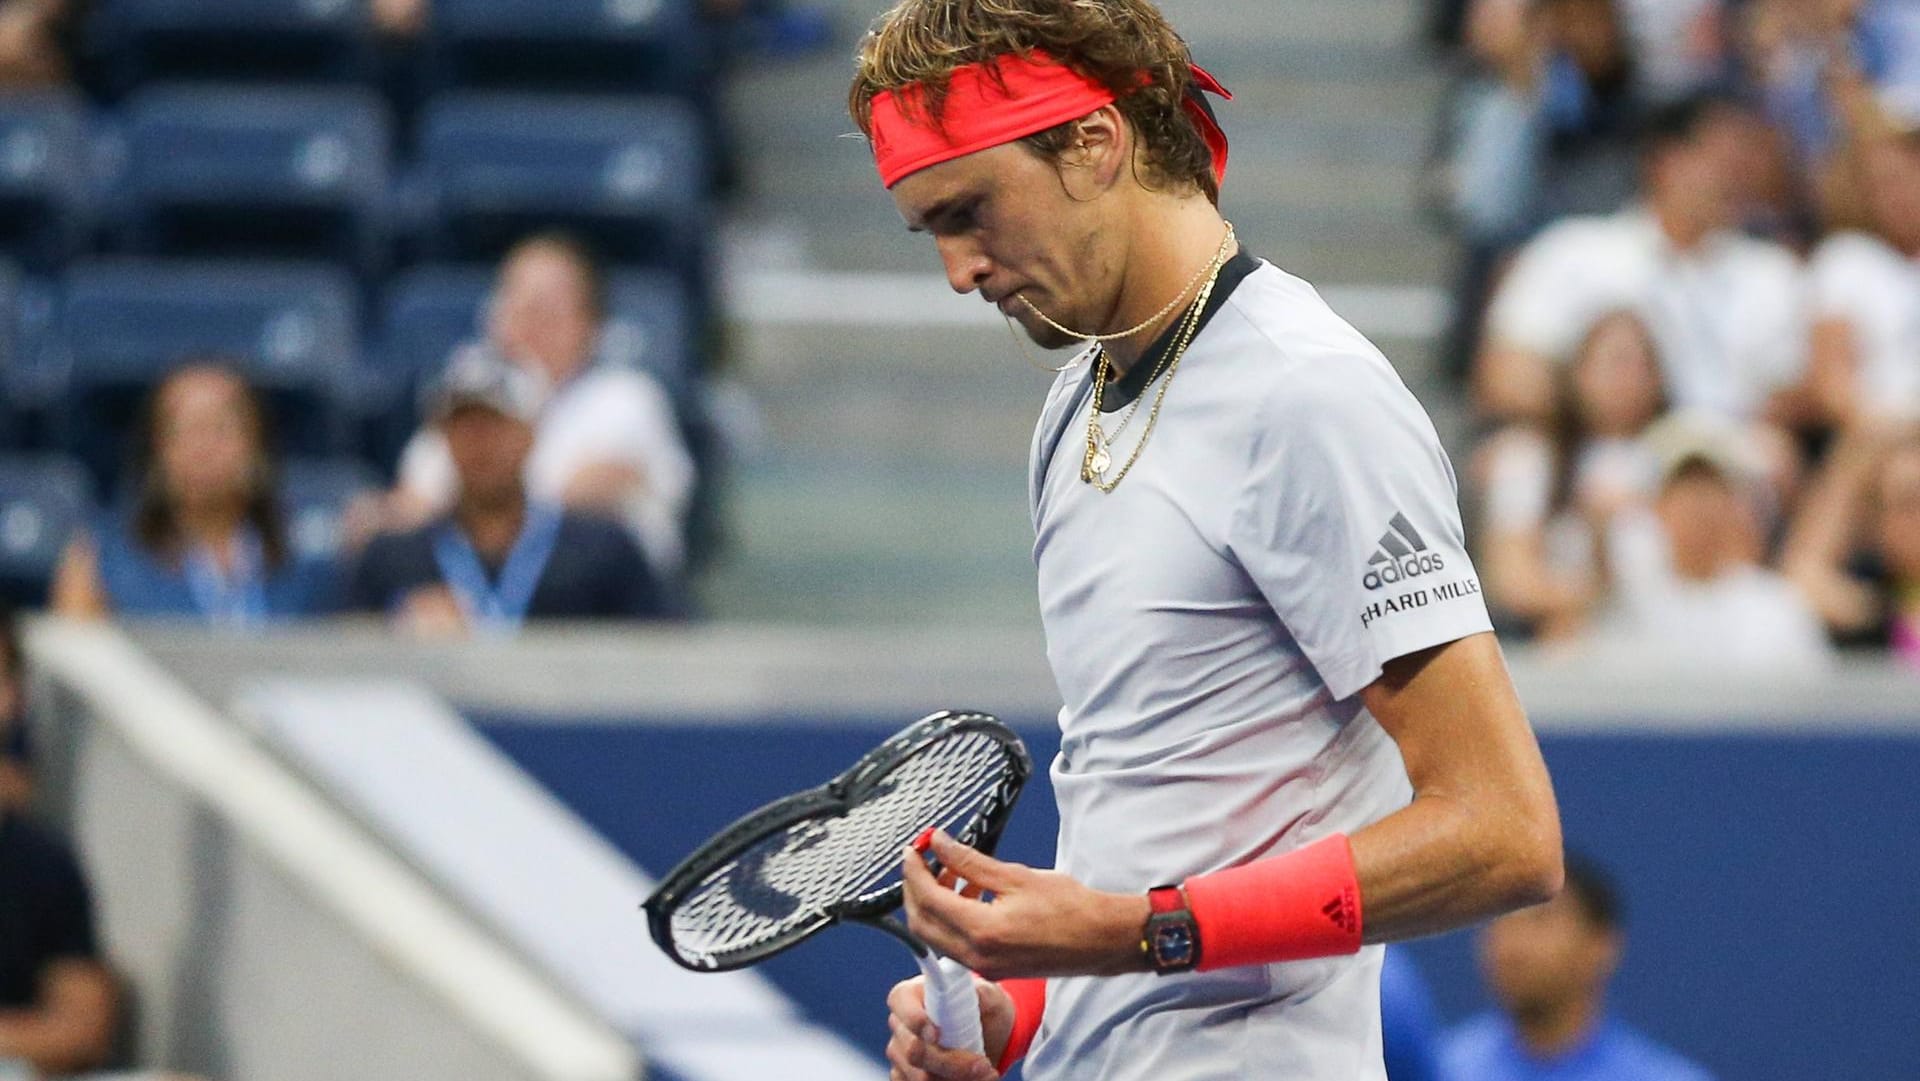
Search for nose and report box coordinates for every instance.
[935,234,992,295]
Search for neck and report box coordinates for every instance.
[456,490,529,560]
[1513,996,1604,1059]
[1651,197,1712,252]
[177,502,248,557]
[1101,199,1235,374]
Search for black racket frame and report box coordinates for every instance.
[643,709,1033,972]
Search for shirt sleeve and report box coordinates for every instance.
[1229,357,1493,703]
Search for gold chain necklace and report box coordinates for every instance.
[1080,250,1227,492]
[1018,222,1236,344]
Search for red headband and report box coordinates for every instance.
[867,50,1232,189]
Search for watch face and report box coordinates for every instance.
[1153,922,1194,966]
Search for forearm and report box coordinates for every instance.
[0,1009,113,1075]
[1353,634,1564,943]
[1351,786,1561,943]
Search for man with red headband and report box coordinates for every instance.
[850,4,1564,1080]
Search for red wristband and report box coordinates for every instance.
[1182,833,1364,972]
[994,977,1047,1073]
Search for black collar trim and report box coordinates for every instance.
[1097,247,1259,413]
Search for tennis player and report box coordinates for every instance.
[849,3,1564,1080]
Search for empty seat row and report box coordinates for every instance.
[0,453,381,606]
[85,0,714,98]
[0,86,711,276]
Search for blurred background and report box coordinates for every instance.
[0,0,1916,1079]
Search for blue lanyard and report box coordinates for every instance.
[184,529,270,628]
[431,504,564,635]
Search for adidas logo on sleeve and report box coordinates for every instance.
[1361,512,1445,591]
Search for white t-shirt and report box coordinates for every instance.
[1807,230,1920,416]
[1590,508,1833,671]
[1485,207,1808,420]
[399,364,696,573]
[1024,256,1494,1081]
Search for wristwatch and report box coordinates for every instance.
[1142,885,1200,974]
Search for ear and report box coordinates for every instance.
[1058,103,1130,197]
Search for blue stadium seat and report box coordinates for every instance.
[413,93,710,280]
[280,458,380,564]
[0,455,94,606]
[86,0,375,92]
[0,91,93,272]
[112,84,391,271]
[425,0,708,95]
[54,258,361,490]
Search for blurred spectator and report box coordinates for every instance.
[372,0,427,40]
[0,607,120,1079]
[1806,120,1920,423]
[1784,421,1920,665]
[1475,311,1667,639]
[352,348,674,636]
[49,364,340,624]
[1614,0,1727,105]
[391,232,697,579]
[0,604,30,812]
[1475,95,1809,428]
[1382,947,1445,1081]
[1585,412,1833,670]
[0,0,77,88]
[1430,0,1644,378]
[1440,855,1714,1081]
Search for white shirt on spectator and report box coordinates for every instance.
[1485,206,1808,420]
[399,363,696,574]
[1808,230,1920,415]
[1591,507,1833,671]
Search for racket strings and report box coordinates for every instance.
[664,730,1018,967]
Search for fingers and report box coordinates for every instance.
[886,978,998,1081]
[925,829,1020,892]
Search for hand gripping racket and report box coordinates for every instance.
[642,710,1032,1055]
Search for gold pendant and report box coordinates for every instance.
[1088,427,1113,480]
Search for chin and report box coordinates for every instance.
[1008,307,1080,352]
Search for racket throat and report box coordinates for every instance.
[861,912,933,959]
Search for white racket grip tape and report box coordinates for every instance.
[917,952,985,1056]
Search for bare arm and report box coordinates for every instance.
[0,959,119,1076]
[1781,421,1898,634]
[48,537,110,620]
[900,633,1560,978]
[1352,632,1563,942]
[1471,342,1557,426]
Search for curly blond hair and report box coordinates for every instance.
[848,0,1218,202]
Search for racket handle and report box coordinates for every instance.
[916,953,985,1056]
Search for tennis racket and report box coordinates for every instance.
[642,710,1031,1056]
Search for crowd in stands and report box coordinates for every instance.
[1427,0,1920,671]
[0,0,836,638]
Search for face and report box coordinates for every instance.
[1862,136,1920,254]
[1875,444,1920,578]
[1479,891,1619,1018]
[1572,313,1664,437]
[153,368,263,513]
[443,406,535,505]
[891,134,1122,350]
[1545,0,1625,76]
[488,245,600,381]
[1651,109,1749,234]
[1657,465,1753,579]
